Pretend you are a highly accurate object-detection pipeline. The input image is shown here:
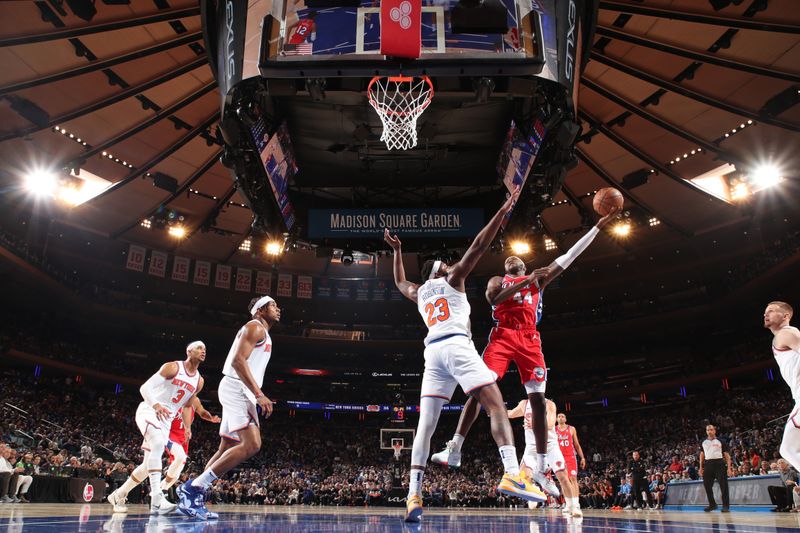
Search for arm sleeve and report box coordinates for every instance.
[140,372,166,407]
[554,226,600,270]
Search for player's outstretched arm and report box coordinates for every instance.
[232,322,274,417]
[507,399,527,418]
[450,187,520,288]
[486,271,539,306]
[532,205,622,289]
[140,362,179,420]
[384,228,419,303]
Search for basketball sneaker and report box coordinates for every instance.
[150,492,177,515]
[561,504,571,515]
[572,506,583,517]
[177,480,203,518]
[532,471,560,497]
[430,441,461,468]
[107,489,128,513]
[405,494,423,522]
[497,473,547,502]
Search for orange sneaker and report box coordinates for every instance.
[498,472,547,502]
[405,494,423,522]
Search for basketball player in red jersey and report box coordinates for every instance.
[432,206,619,494]
[161,396,220,497]
[285,11,317,51]
[556,412,586,515]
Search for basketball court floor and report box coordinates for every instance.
[1,505,798,532]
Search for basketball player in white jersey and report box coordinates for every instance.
[107,341,206,514]
[765,301,800,471]
[385,187,546,523]
[507,398,580,516]
[178,295,279,519]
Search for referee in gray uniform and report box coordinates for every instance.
[699,424,732,512]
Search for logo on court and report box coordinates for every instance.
[390,1,413,30]
[83,482,94,502]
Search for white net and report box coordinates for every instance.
[368,76,433,150]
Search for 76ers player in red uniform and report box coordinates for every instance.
[433,206,619,496]
[556,412,586,515]
[162,397,220,497]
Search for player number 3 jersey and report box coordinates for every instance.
[417,278,471,346]
[151,361,200,419]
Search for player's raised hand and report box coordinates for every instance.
[153,403,171,421]
[596,204,622,228]
[384,228,402,251]
[500,185,521,213]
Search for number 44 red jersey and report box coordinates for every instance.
[491,275,543,329]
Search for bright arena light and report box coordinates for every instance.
[612,222,632,237]
[544,237,557,251]
[168,226,186,238]
[24,169,58,197]
[510,241,530,255]
[750,164,783,190]
[265,241,283,256]
[730,182,750,201]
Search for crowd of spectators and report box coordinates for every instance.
[1,368,796,510]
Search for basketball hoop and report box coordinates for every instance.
[367,75,433,150]
[392,442,403,460]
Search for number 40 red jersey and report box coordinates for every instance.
[491,275,543,329]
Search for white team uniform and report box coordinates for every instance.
[417,278,496,400]
[774,326,800,470]
[135,361,200,451]
[219,320,272,441]
[521,400,565,473]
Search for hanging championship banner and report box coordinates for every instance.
[255,270,272,294]
[355,280,371,301]
[125,244,146,272]
[335,279,353,300]
[171,256,190,282]
[148,250,167,278]
[215,264,232,289]
[297,275,312,299]
[235,268,252,292]
[193,260,211,286]
[372,280,389,301]
[315,278,332,298]
[277,273,293,297]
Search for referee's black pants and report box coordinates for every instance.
[703,459,729,508]
[632,477,651,508]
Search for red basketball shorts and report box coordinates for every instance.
[563,453,578,478]
[482,327,546,385]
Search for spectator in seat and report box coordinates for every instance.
[13,452,34,503]
[668,456,683,474]
[768,459,798,512]
[0,445,20,503]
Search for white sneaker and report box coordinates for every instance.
[532,471,560,497]
[107,490,128,513]
[431,441,462,468]
[572,507,583,517]
[528,500,538,509]
[561,505,572,515]
[150,493,177,515]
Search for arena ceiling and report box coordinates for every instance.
[0,0,798,270]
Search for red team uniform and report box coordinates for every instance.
[483,275,545,385]
[288,18,314,44]
[556,424,578,478]
[168,407,195,462]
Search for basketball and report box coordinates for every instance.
[593,187,624,216]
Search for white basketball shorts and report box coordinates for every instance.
[135,402,171,452]
[218,375,259,441]
[523,428,566,473]
[420,334,497,401]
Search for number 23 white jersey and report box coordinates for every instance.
[416,278,471,346]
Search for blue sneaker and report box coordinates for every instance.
[177,480,203,518]
[195,505,218,520]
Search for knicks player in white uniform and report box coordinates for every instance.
[508,398,579,515]
[385,187,546,523]
[107,341,206,514]
[765,301,800,471]
[178,295,279,519]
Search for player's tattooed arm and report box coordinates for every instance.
[449,187,520,289]
[384,228,419,302]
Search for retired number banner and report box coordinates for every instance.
[148,250,167,278]
[193,260,211,286]
[171,256,190,282]
[277,273,293,297]
[215,265,232,289]
[125,244,146,272]
[297,275,312,299]
[255,271,272,295]
[235,268,252,292]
